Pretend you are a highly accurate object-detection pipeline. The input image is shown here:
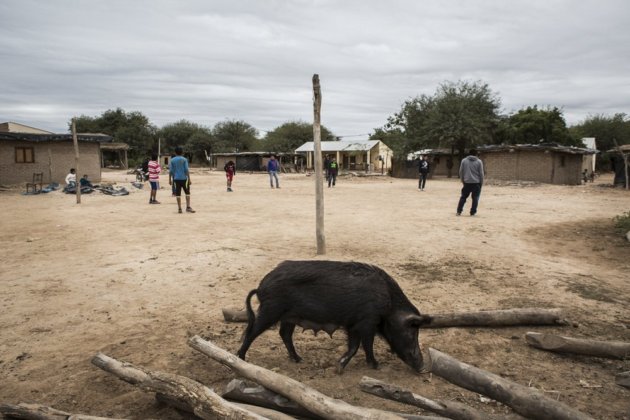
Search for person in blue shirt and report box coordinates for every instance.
[267,155,280,188]
[168,146,195,213]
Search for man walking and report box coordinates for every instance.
[328,157,338,187]
[418,155,430,190]
[456,149,484,216]
[169,146,195,214]
[268,155,280,188]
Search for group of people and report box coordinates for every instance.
[417,149,485,216]
[65,148,485,216]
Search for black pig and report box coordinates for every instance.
[237,260,431,372]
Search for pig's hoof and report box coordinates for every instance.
[335,364,345,375]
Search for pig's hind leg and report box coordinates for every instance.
[336,331,361,373]
[279,321,302,362]
[237,308,279,360]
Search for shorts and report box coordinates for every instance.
[150,181,159,191]
[174,179,190,197]
[226,172,234,182]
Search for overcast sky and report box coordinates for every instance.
[1,0,629,138]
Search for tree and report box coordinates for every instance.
[212,120,258,153]
[379,81,501,159]
[496,106,578,146]
[569,113,630,152]
[263,121,335,153]
[71,108,157,158]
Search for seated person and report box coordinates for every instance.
[80,174,93,188]
[65,168,77,186]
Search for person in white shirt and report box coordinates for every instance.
[65,168,77,186]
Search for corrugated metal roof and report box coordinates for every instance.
[478,143,597,155]
[0,132,113,143]
[295,140,380,152]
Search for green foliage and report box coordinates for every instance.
[262,121,335,153]
[212,119,258,153]
[569,113,630,152]
[613,211,630,233]
[379,80,501,158]
[71,108,157,157]
[494,106,578,146]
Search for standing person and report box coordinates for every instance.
[148,153,161,204]
[224,160,236,192]
[267,155,280,188]
[456,149,484,216]
[418,155,430,190]
[323,154,331,181]
[328,157,338,187]
[168,146,195,214]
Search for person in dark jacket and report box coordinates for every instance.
[418,155,430,190]
[328,157,339,187]
[456,149,484,216]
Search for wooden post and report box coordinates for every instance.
[360,376,491,420]
[426,348,593,420]
[525,332,630,359]
[612,137,629,189]
[72,119,81,204]
[48,147,53,183]
[313,74,326,255]
[91,353,264,420]
[188,336,401,420]
[423,308,568,328]
[0,402,122,419]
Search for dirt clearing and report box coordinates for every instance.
[1,170,628,419]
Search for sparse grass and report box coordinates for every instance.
[613,211,630,233]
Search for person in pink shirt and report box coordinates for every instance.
[148,153,162,204]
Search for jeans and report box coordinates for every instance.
[419,173,427,189]
[269,171,279,188]
[328,172,337,187]
[457,183,481,215]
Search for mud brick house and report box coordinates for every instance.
[478,144,597,185]
[0,122,112,185]
[209,152,304,172]
[295,139,392,173]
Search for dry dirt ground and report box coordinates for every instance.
[1,169,629,419]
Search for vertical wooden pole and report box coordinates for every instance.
[312,74,325,255]
[48,147,53,183]
[158,137,161,160]
[72,119,81,204]
[613,138,629,190]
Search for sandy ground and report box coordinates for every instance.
[1,168,629,419]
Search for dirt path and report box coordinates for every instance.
[1,169,628,419]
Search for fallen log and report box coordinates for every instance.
[0,402,122,419]
[222,307,248,323]
[424,308,568,328]
[426,348,594,420]
[223,308,569,328]
[614,371,630,389]
[155,392,295,420]
[525,332,630,359]
[223,378,321,419]
[188,335,402,420]
[91,353,264,420]
[359,376,491,420]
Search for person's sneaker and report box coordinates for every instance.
[178,208,183,213]
[153,200,160,204]
[470,213,476,216]
[456,212,461,216]
[186,207,196,213]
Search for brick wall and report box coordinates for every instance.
[0,140,102,185]
[481,150,582,185]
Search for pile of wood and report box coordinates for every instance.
[2,307,628,420]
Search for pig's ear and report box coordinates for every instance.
[405,314,433,327]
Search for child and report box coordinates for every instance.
[224,160,236,192]
[148,153,161,204]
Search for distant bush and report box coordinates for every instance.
[613,211,630,232]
